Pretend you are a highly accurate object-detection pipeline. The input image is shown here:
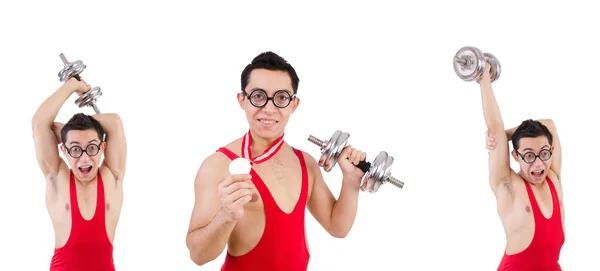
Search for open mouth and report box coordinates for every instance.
[531,169,545,178]
[78,166,93,174]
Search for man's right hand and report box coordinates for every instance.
[217,174,257,221]
[65,77,91,95]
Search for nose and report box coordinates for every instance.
[261,100,278,114]
[532,157,545,167]
[79,152,92,162]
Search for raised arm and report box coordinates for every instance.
[32,78,89,179]
[479,64,512,196]
[186,153,254,266]
[93,114,127,181]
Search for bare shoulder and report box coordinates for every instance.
[295,148,319,168]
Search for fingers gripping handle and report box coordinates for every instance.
[353,159,370,172]
[308,134,371,172]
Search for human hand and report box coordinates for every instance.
[217,174,258,221]
[485,130,497,151]
[65,76,91,95]
[479,62,492,84]
[337,145,367,186]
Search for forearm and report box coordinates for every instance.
[91,114,122,141]
[187,210,237,266]
[505,119,553,140]
[480,82,505,133]
[329,180,360,238]
[32,84,75,127]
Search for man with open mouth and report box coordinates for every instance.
[478,63,564,270]
[32,76,127,271]
[185,51,368,271]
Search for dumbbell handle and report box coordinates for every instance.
[59,53,82,81]
[308,135,371,172]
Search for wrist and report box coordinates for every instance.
[341,177,361,191]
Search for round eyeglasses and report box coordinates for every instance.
[65,143,101,159]
[516,149,552,164]
[241,89,296,108]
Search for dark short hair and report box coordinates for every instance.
[511,119,553,151]
[60,113,106,145]
[241,51,300,94]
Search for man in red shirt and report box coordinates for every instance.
[32,77,127,271]
[186,51,368,270]
[479,63,565,270]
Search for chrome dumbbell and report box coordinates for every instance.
[58,53,102,114]
[453,46,501,83]
[308,130,404,193]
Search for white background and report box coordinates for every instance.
[1,1,598,270]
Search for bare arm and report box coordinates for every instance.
[186,154,237,266]
[32,79,85,179]
[505,119,561,179]
[93,114,127,181]
[305,152,359,238]
[479,64,512,195]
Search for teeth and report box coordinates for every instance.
[260,119,275,125]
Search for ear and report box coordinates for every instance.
[237,92,245,109]
[101,141,107,151]
[290,97,300,113]
[551,145,555,151]
[60,145,67,156]
[511,150,518,161]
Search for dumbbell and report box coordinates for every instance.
[308,130,404,193]
[453,46,501,83]
[58,53,103,114]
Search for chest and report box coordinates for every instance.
[249,155,305,214]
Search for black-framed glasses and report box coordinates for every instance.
[64,143,102,159]
[516,149,552,164]
[241,88,296,108]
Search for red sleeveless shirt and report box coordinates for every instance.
[498,177,564,270]
[217,147,311,271]
[50,170,115,271]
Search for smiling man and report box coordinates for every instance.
[186,51,368,271]
[478,63,564,270]
[32,77,127,271]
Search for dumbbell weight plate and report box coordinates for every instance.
[318,130,350,172]
[75,86,102,108]
[360,151,394,193]
[453,46,486,82]
[58,60,86,82]
[483,52,501,83]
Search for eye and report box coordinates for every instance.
[87,144,99,153]
[70,146,83,155]
[540,150,551,159]
[524,152,535,160]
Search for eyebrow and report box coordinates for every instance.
[68,139,99,146]
[250,88,292,94]
[523,145,550,151]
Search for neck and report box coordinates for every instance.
[75,177,97,188]
[248,130,284,154]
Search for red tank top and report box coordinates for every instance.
[498,176,564,270]
[50,170,115,271]
[217,147,311,271]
